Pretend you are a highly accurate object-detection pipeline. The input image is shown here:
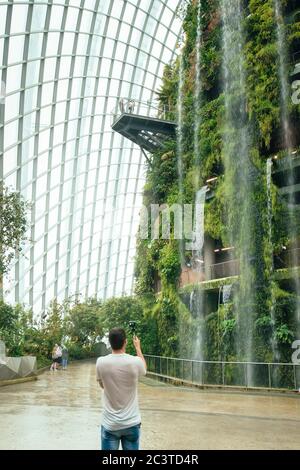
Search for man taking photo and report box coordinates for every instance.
[96,327,147,450]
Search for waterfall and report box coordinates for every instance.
[267,158,280,362]
[177,53,184,201]
[222,284,232,305]
[274,0,300,337]
[190,288,204,384]
[189,3,205,377]
[177,52,185,266]
[274,0,295,152]
[193,186,207,254]
[221,0,255,385]
[191,186,207,374]
[194,0,202,190]
[266,159,273,256]
[189,289,194,312]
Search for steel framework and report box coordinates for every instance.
[0,0,182,316]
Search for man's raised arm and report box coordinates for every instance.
[133,336,147,372]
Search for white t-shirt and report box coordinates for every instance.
[96,353,146,431]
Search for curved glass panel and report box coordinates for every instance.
[0,0,182,316]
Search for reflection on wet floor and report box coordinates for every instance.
[0,360,300,449]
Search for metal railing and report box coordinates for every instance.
[209,251,300,279]
[274,248,300,269]
[144,354,300,390]
[111,97,175,124]
[209,259,239,280]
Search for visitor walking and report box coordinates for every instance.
[50,344,60,371]
[56,344,62,369]
[127,99,135,113]
[96,328,146,450]
[62,346,69,370]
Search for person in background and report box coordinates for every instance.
[56,344,62,369]
[62,346,69,370]
[96,328,146,450]
[50,344,59,371]
[127,99,135,113]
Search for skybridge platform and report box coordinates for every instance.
[111,99,176,154]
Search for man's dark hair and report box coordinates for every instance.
[109,328,126,350]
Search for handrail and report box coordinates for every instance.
[209,258,239,280]
[209,259,239,268]
[144,354,297,367]
[110,96,175,124]
[144,354,300,390]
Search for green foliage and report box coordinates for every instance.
[134,239,158,295]
[99,295,159,355]
[0,183,29,275]
[158,242,181,287]
[153,288,180,357]
[275,323,294,344]
[245,1,280,148]
[0,294,160,364]
[217,303,237,361]
[43,300,65,350]
[221,317,236,336]
[134,0,300,370]
[255,314,273,337]
[205,181,225,240]
[0,300,17,331]
[198,96,224,180]
[64,297,103,348]
[156,62,179,116]
[0,300,21,355]
[146,141,178,204]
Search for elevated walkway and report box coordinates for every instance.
[179,265,300,294]
[272,152,300,206]
[111,98,176,156]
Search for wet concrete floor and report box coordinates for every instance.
[0,360,300,449]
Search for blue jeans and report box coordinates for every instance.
[62,358,68,368]
[101,424,141,450]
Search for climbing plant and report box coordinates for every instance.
[134,0,300,369]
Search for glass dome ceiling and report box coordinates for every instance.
[0,0,182,316]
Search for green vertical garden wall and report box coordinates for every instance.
[134,0,300,374]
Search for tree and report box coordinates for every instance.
[42,299,64,356]
[0,300,19,353]
[0,183,29,296]
[0,300,30,356]
[65,298,103,349]
[99,296,159,355]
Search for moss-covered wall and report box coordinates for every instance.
[135,0,300,366]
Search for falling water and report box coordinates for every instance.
[191,186,207,372]
[266,159,273,258]
[190,2,206,374]
[189,289,194,312]
[193,186,207,255]
[194,0,202,190]
[177,52,185,266]
[221,0,255,385]
[274,0,300,338]
[274,0,295,152]
[267,158,280,362]
[222,284,232,305]
[177,53,184,201]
